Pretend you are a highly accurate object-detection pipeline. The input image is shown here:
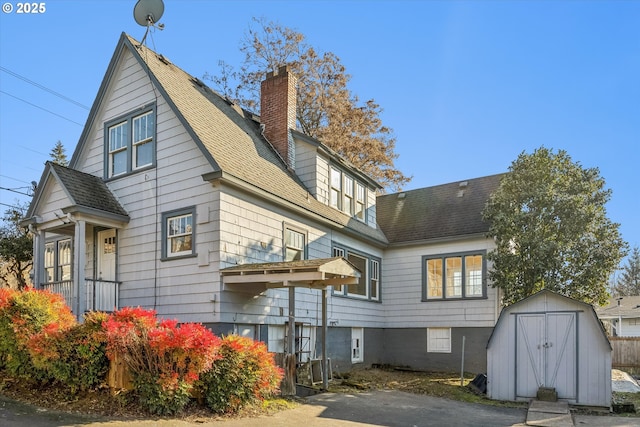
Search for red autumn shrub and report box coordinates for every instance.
[103,307,221,415]
[198,334,283,414]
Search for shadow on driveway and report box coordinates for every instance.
[2,390,529,427]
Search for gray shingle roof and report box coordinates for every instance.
[376,174,504,244]
[49,162,128,217]
[596,296,640,319]
[123,34,387,244]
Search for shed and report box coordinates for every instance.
[487,289,611,407]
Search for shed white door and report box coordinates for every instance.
[516,313,576,400]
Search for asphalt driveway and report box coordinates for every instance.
[2,390,638,427]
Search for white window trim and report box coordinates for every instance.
[351,327,364,363]
[427,328,451,353]
[283,224,307,261]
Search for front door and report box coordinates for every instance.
[97,229,116,281]
[516,312,576,400]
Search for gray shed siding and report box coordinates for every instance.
[487,290,611,407]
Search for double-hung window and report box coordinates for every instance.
[355,182,365,221]
[105,105,156,178]
[44,239,72,282]
[330,167,341,210]
[328,166,367,221]
[284,225,307,262]
[332,244,380,301]
[162,207,195,259]
[423,251,486,300]
[344,175,354,214]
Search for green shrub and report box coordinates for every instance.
[27,311,109,393]
[135,373,192,416]
[0,288,75,380]
[198,335,283,414]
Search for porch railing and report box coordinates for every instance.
[41,279,119,313]
[86,279,120,312]
[42,280,73,309]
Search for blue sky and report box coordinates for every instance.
[1,0,638,253]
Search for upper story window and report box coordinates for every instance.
[161,207,196,260]
[284,226,306,261]
[330,167,342,210]
[44,239,72,282]
[332,244,380,301]
[423,251,486,301]
[104,105,156,179]
[329,166,367,222]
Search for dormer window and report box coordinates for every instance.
[104,105,156,179]
[330,167,342,209]
[329,166,367,222]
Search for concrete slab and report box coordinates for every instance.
[529,400,570,414]
[526,410,574,427]
[526,400,573,427]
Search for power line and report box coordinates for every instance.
[0,174,31,185]
[0,66,90,110]
[0,202,24,210]
[0,186,31,196]
[0,90,84,126]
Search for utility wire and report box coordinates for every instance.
[0,66,90,110]
[0,90,84,126]
[0,186,31,196]
[0,202,24,210]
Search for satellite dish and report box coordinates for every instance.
[134,0,164,27]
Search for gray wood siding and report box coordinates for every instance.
[294,140,318,198]
[382,239,500,328]
[217,189,386,328]
[72,48,220,323]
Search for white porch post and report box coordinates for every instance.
[32,229,46,288]
[73,219,87,317]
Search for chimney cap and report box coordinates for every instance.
[266,65,290,80]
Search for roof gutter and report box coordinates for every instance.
[202,170,388,248]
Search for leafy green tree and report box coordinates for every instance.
[49,140,68,166]
[206,17,410,191]
[613,246,640,296]
[483,147,628,306]
[0,203,32,289]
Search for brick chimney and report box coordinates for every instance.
[261,65,297,169]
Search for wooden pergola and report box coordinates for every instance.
[220,257,361,391]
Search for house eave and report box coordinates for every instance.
[203,171,388,248]
[385,232,490,248]
[62,206,130,226]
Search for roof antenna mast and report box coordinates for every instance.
[133,0,165,45]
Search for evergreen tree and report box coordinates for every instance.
[49,140,68,166]
[483,147,628,306]
[613,246,640,296]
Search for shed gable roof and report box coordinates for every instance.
[376,173,503,244]
[487,289,611,350]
